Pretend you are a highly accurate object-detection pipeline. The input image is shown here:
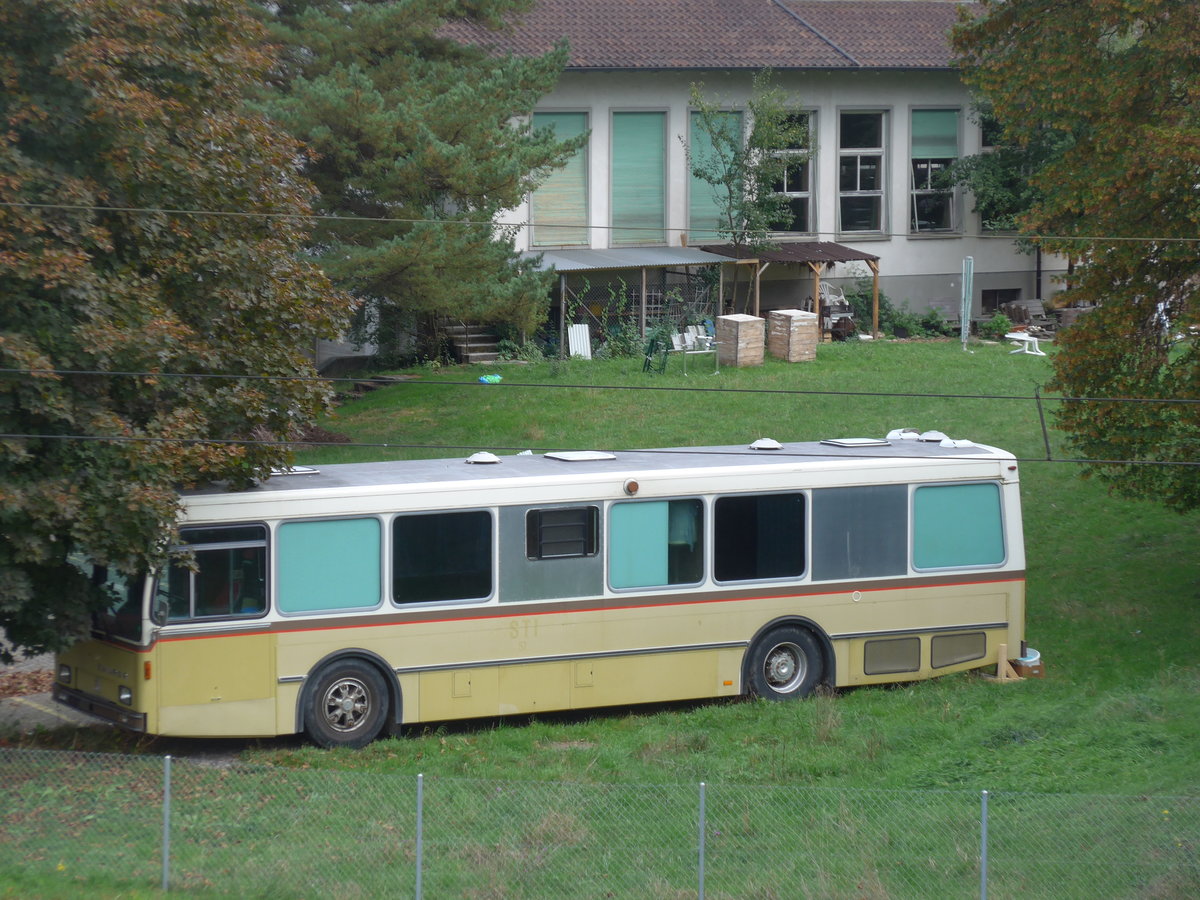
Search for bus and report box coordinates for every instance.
[54,428,1028,748]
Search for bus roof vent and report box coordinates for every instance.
[545,450,617,461]
[886,428,921,441]
[270,465,320,476]
[918,430,949,442]
[749,438,783,450]
[820,437,890,448]
[465,451,501,464]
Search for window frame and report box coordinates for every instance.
[276,516,383,616]
[610,110,668,246]
[837,110,887,234]
[713,491,807,584]
[911,481,1007,572]
[526,505,600,560]
[608,497,705,590]
[770,111,814,235]
[909,108,961,235]
[530,110,589,248]
[391,508,495,607]
[160,523,270,624]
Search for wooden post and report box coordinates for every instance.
[867,259,880,338]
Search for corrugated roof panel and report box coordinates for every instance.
[523,247,732,272]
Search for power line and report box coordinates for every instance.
[2,367,1198,407]
[3,200,1198,245]
[1,430,1197,469]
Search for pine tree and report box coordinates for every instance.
[259,0,584,357]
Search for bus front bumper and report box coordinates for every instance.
[53,684,147,733]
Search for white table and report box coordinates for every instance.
[1005,332,1046,356]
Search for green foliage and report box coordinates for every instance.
[257,0,581,351]
[953,0,1200,510]
[687,70,807,313]
[0,0,352,659]
[978,313,1014,341]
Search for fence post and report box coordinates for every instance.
[980,790,989,900]
[415,773,424,900]
[162,754,172,893]
[698,781,706,900]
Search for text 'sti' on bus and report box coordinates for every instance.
[55,429,1028,747]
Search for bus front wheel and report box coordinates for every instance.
[746,627,823,700]
[305,660,389,749]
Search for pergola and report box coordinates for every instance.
[700,242,882,338]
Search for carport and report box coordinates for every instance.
[522,247,733,345]
[700,242,882,338]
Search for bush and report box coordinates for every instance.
[978,313,1014,341]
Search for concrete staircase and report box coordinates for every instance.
[443,322,500,364]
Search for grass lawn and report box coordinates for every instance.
[4,338,1197,899]
[231,338,1199,796]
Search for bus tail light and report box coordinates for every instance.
[144,661,152,680]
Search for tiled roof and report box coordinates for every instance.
[446,0,970,70]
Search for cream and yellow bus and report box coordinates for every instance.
[54,429,1027,747]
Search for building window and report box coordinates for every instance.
[982,288,1021,313]
[910,109,959,233]
[688,109,743,244]
[770,113,812,234]
[530,112,588,247]
[839,112,885,233]
[611,111,666,245]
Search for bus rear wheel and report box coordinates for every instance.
[746,626,823,700]
[305,660,389,749]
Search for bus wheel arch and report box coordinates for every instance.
[743,619,832,701]
[297,651,401,748]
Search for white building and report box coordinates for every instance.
[459,0,1063,326]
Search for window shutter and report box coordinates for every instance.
[611,112,665,244]
[688,110,742,243]
[911,110,959,158]
[531,112,588,247]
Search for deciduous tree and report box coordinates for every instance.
[258,0,584,358]
[687,72,809,315]
[953,0,1200,511]
[0,0,353,658]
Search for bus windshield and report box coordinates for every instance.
[91,567,146,644]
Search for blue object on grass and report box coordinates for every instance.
[478,374,502,384]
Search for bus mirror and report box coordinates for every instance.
[151,594,170,626]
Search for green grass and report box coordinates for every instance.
[284,339,1199,795]
[4,339,1198,897]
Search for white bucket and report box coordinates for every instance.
[1018,648,1041,666]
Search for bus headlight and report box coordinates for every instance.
[118,686,133,706]
[58,664,72,684]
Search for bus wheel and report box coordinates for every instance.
[747,627,823,700]
[305,660,388,749]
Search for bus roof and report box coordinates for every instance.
[184,434,1013,499]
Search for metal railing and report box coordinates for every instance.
[2,749,1196,897]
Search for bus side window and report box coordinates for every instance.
[811,485,907,581]
[162,525,268,621]
[714,492,805,582]
[609,499,704,588]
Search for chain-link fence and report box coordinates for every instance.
[2,748,1196,897]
